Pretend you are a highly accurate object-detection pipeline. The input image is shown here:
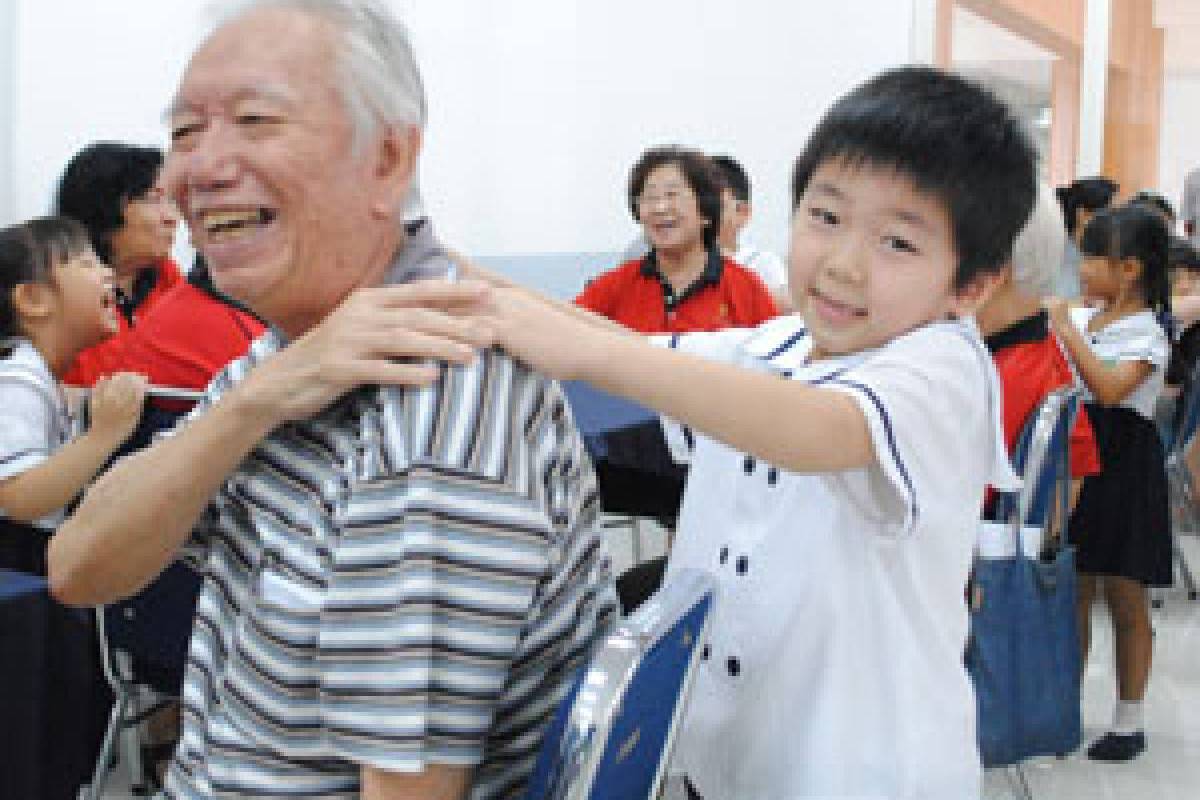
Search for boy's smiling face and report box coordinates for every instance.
[789,159,987,361]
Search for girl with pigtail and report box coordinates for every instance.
[1047,202,1174,763]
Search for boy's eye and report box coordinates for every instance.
[883,235,919,254]
[808,206,839,226]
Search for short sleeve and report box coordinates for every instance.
[820,325,1010,538]
[1113,317,1170,370]
[0,375,56,481]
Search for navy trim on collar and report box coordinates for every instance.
[639,247,724,311]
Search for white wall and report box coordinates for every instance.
[4,0,916,261]
[1159,72,1200,222]
[1159,16,1200,226]
[0,1,17,226]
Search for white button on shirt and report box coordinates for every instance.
[661,316,1016,800]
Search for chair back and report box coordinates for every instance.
[524,568,715,800]
[992,388,1080,543]
[95,400,200,695]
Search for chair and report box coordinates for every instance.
[970,388,1082,800]
[524,568,715,800]
[84,397,201,799]
[1163,359,1200,600]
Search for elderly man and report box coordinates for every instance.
[48,2,617,798]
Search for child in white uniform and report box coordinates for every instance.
[0,217,145,537]
[1048,204,1173,763]
[470,66,1036,798]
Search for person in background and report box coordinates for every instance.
[1130,190,1176,229]
[976,181,1101,513]
[710,154,792,311]
[1048,204,1174,763]
[0,217,145,535]
[1056,176,1119,300]
[54,142,265,394]
[1181,165,1200,248]
[576,146,778,332]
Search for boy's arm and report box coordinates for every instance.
[481,287,874,473]
[1047,300,1154,406]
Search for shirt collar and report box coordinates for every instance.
[639,247,724,310]
[984,310,1048,353]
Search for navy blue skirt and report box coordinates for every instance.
[1069,404,1173,586]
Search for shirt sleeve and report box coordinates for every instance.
[574,269,619,316]
[0,375,56,482]
[1113,316,1170,370]
[819,325,1010,538]
[316,366,617,772]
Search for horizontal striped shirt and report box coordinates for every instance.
[161,230,617,798]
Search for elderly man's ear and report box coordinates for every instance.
[368,125,422,220]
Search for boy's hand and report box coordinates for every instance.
[89,372,148,445]
[478,286,602,381]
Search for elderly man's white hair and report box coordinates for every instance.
[1010,180,1066,297]
[215,0,427,216]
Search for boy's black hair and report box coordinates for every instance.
[790,66,1036,289]
[628,145,723,251]
[0,216,92,343]
[1169,236,1200,272]
[1079,203,1171,315]
[1129,190,1176,224]
[1056,176,1119,235]
[710,154,751,205]
[55,142,163,265]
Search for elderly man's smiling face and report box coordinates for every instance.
[163,8,417,336]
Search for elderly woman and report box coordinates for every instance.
[55,142,264,392]
[576,145,778,333]
[976,181,1102,512]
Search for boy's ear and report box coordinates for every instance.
[948,271,1004,318]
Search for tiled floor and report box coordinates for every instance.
[101,527,1200,799]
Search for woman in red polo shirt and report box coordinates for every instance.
[55,142,264,393]
[577,146,778,333]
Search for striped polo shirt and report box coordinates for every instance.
[161,233,618,799]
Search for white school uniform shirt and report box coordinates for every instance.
[1067,306,1168,418]
[659,315,1016,800]
[734,243,789,293]
[0,339,75,530]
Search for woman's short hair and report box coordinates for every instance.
[55,142,163,265]
[627,145,723,252]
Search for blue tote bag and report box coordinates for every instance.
[966,390,1083,768]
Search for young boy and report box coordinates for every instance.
[474,66,1036,798]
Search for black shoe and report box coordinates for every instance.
[1086,731,1146,762]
